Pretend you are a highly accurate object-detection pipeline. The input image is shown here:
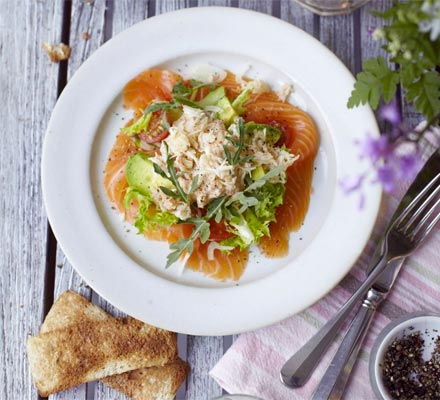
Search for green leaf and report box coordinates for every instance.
[172,80,217,99]
[399,61,423,88]
[122,187,178,234]
[223,145,233,164]
[161,112,170,130]
[347,56,398,109]
[152,163,169,180]
[226,192,259,212]
[206,196,227,220]
[173,95,203,109]
[188,175,199,195]
[121,112,152,136]
[406,71,440,120]
[164,196,228,268]
[166,238,194,268]
[224,117,248,166]
[159,186,180,199]
[145,100,179,114]
[165,217,210,268]
[172,81,191,97]
[245,165,284,192]
[166,155,189,203]
[382,71,400,103]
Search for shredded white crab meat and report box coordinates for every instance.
[277,83,294,102]
[181,63,227,84]
[150,106,297,220]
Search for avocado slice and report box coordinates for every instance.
[217,96,238,126]
[198,86,237,125]
[244,122,281,144]
[251,166,265,181]
[126,153,172,195]
[198,86,226,107]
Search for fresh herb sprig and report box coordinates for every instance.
[152,143,198,204]
[144,80,219,117]
[172,80,218,98]
[224,118,254,165]
[166,196,227,268]
[347,1,440,121]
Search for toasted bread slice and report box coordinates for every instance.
[40,290,109,333]
[27,316,178,396]
[102,358,189,400]
[36,291,188,399]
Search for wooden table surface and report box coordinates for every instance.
[1,0,421,399]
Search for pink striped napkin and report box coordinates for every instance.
[211,133,440,399]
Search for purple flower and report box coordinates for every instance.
[356,134,391,164]
[367,27,376,37]
[339,175,366,209]
[376,165,396,193]
[379,98,402,126]
[396,153,421,180]
[340,175,364,194]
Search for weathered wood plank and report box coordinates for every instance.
[238,0,274,13]
[111,0,149,37]
[0,0,64,399]
[66,0,107,81]
[198,0,232,5]
[360,0,392,64]
[156,0,195,14]
[49,1,107,399]
[320,13,355,73]
[359,0,394,133]
[280,0,315,34]
[186,336,224,399]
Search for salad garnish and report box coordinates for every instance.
[121,76,299,268]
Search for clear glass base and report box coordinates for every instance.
[292,0,371,16]
[212,396,264,400]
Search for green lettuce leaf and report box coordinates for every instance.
[220,181,285,250]
[123,187,178,233]
[121,112,152,136]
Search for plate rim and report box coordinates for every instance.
[42,6,382,335]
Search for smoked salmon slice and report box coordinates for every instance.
[103,68,319,280]
[124,69,180,110]
[244,100,319,257]
[104,133,138,215]
[186,241,249,281]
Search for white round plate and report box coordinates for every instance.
[42,7,381,335]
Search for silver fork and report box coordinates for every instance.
[281,150,440,388]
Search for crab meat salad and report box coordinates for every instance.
[104,67,319,281]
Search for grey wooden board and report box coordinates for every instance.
[50,0,108,398]
[1,0,424,399]
[0,1,64,399]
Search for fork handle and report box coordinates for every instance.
[280,254,390,387]
[312,288,385,400]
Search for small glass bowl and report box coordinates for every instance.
[369,312,440,400]
[292,0,371,16]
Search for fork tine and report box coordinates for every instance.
[412,196,440,240]
[393,171,440,229]
[403,182,440,234]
